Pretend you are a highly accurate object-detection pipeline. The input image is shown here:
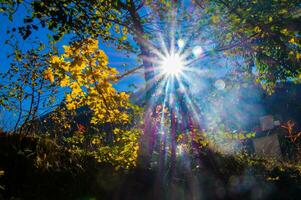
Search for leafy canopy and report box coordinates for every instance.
[210,0,301,91]
[45,38,132,125]
[43,38,141,169]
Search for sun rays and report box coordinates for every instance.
[159,52,185,76]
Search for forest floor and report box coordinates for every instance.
[0,134,301,200]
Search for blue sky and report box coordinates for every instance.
[0,3,232,130]
[0,5,144,130]
[0,2,267,132]
[0,5,144,91]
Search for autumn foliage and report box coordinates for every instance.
[44,38,131,124]
[43,39,141,169]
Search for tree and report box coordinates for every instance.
[0,39,56,134]
[1,0,300,170]
[45,38,132,125]
[204,0,301,92]
[44,38,142,170]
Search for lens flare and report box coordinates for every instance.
[215,79,226,90]
[192,46,203,57]
[177,39,185,48]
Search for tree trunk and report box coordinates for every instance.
[126,1,157,168]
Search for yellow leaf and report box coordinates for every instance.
[122,27,128,35]
[66,103,76,110]
[60,76,70,87]
[43,68,54,83]
[280,28,288,35]
[289,38,296,44]
[50,56,60,64]
[211,15,220,24]
[254,26,261,33]
[114,25,120,33]
[63,45,72,55]
[113,128,120,134]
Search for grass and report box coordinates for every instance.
[0,134,301,200]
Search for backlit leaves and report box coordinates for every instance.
[44,38,141,169]
[211,0,301,91]
[44,39,130,124]
[95,128,141,170]
[46,38,132,125]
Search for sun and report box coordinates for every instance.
[159,53,185,76]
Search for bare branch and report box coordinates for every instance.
[116,65,143,80]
